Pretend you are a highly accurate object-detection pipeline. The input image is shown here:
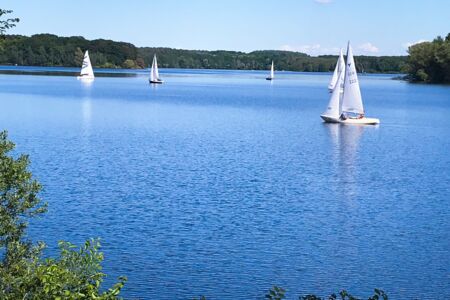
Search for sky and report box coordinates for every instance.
[2,0,449,56]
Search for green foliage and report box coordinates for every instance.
[0,130,47,271]
[193,288,386,300]
[1,239,126,299]
[0,130,125,299]
[122,58,137,69]
[31,239,126,300]
[0,9,19,36]
[73,47,84,67]
[0,34,406,73]
[265,286,286,300]
[0,34,140,68]
[299,289,387,300]
[405,32,450,83]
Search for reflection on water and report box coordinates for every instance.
[81,98,92,133]
[150,82,161,91]
[80,81,93,137]
[324,124,365,201]
[80,78,94,88]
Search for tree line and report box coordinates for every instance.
[405,33,450,83]
[0,34,407,73]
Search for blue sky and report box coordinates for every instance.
[3,0,449,56]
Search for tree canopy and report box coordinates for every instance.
[0,9,19,36]
[405,33,450,83]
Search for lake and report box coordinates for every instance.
[0,67,449,299]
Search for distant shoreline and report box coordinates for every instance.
[0,65,406,78]
[0,34,407,74]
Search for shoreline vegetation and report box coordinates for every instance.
[0,34,407,74]
[404,33,450,83]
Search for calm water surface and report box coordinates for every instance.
[0,67,449,299]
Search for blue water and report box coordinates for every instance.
[0,67,449,299]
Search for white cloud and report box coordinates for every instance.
[280,44,340,56]
[314,0,333,3]
[402,39,428,49]
[358,42,379,53]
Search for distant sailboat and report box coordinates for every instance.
[77,50,94,80]
[149,54,163,84]
[266,61,274,80]
[321,42,380,125]
[328,49,345,92]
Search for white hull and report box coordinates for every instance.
[321,115,380,125]
[339,117,380,125]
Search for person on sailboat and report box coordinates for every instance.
[340,112,364,120]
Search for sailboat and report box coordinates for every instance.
[321,42,380,125]
[266,61,274,80]
[149,54,163,84]
[328,49,345,92]
[77,50,94,80]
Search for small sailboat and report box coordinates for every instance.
[77,50,94,80]
[149,54,163,84]
[328,49,345,92]
[266,60,274,80]
[321,42,380,125]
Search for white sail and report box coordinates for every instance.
[150,54,160,82]
[322,66,344,119]
[270,61,274,79]
[341,42,364,115]
[328,49,345,91]
[150,55,155,81]
[80,50,94,78]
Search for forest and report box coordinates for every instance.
[0,34,407,73]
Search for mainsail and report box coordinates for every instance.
[150,55,160,81]
[80,51,94,78]
[322,65,345,119]
[341,42,364,115]
[270,61,274,79]
[328,49,345,91]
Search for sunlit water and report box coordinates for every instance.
[0,67,449,299]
